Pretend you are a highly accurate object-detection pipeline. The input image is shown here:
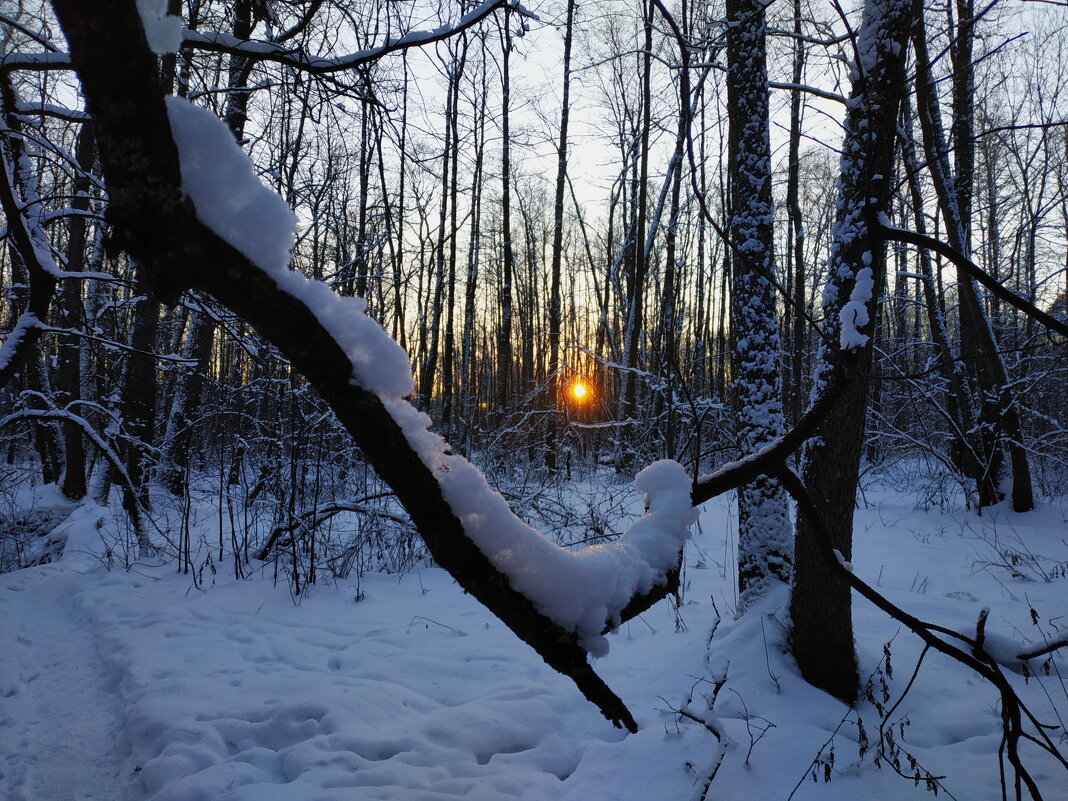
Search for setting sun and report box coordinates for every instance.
[570,381,589,401]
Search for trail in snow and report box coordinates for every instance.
[1,488,1066,800]
[0,564,124,801]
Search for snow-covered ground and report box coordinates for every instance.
[1,477,1066,800]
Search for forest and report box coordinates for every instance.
[1,0,1067,799]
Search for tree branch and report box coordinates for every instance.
[4,1,536,75]
[775,466,1062,800]
[49,0,669,734]
[876,220,1068,338]
[690,360,853,505]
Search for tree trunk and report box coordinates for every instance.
[913,10,1033,511]
[619,0,653,467]
[725,0,791,609]
[785,0,807,431]
[57,124,95,499]
[496,15,514,416]
[545,0,575,471]
[790,0,916,704]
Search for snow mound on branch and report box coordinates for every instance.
[137,0,183,55]
[386,383,696,652]
[165,95,693,653]
[434,455,695,656]
[382,401,698,652]
[166,96,295,275]
[165,96,413,399]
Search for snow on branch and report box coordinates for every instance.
[5,1,536,75]
[0,51,72,72]
[0,314,43,382]
[13,101,89,122]
[182,0,537,74]
[165,90,694,657]
[0,78,58,389]
[51,0,683,733]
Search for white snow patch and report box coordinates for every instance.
[839,264,875,349]
[165,96,413,398]
[2,484,1068,800]
[137,0,183,55]
[0,313,40,374]
[165,96,295,276]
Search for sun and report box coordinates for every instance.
[570,380,589,401]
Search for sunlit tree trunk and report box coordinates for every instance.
[545,0,576,471]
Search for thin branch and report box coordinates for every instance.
[876,221,1068,339]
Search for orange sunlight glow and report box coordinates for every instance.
[571,381,589,401]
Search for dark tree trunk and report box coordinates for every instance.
[545,0,576,472]
[619,0,653,467]
[496,16,514,416]
[785,0,806,431]
[913,11,1033,511]
[57,124,96,500]
[790,0,916,704]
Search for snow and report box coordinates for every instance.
[980,632,1028,669]
[165,97,296,277]
[839,264,875,349]
[2,479,1065,800]
[136,0,183,56]
[165,96,413,399]
[0,563,123,801]
[166,96,696,651]
[0,313,40,374]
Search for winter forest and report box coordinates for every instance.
[1,0,1067,798]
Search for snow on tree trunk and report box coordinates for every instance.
[725,0,792,611]
[789,0,916,704]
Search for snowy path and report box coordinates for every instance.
[1,490,1066,800]
[0,564,124,801]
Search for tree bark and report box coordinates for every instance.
[725,0,791,609]
[789,0,917,704]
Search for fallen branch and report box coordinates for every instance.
[775,466,1066,801]
[50,0,680,734]
[1017,637,1068,662]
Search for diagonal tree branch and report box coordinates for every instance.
[49,0,681,735]
[775,466,1063,801]
[876,221,1068,339]
[690,360,854,506]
